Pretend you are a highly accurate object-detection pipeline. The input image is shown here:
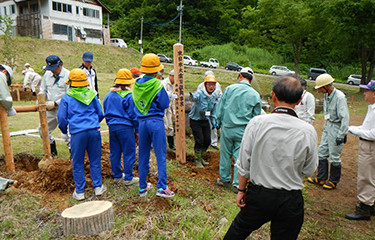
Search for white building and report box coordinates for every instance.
[0,0,111,45]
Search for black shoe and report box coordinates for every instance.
[211,145,219,150]
[357,203,375,216]
[167,136,176,150]
[50,141,58,156]
[232,186,238,194]
[345,203,371,221]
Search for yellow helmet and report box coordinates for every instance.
[66,68,89,87]
[140,53,164,74]
[315,73,334,89]
[204,75,216,83]
[115,69,134,85]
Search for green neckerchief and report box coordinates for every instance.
[67,87,96,105]
[116,90,131,98]
[132,76,163,115]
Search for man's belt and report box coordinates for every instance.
[360,137,374,142]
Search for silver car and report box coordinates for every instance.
[269,65,295,76]
[347,74,361,85]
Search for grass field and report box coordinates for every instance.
[1,37,374,239]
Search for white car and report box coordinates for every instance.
[347,74,361,85]
[110,38,127,48]
[184,55,198,66]
[269,65,295,76]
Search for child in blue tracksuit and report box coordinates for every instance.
[103,69,139,185]
[189,75,219,168]
[132,53,175,198]
[57,68,105,201]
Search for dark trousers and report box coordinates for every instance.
[190,119,211,153]
[224,184,304,240]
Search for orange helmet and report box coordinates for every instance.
[204,75,216,83]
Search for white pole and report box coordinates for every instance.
[178,0,183,43]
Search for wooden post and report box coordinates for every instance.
[37,94,51,158]
[173,43,186,164]
[351,96,354,105]
[13,105,38,112]
[0,105,15,173]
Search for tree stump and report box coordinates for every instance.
[61,200,114,236]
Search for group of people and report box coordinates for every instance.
[1,50,374,238]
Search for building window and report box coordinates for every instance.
[76,6,79,14]
[11,5,15,14]
[84,28,102,38]
[83,8,99,18]
[4,6,7,15]
[52,1,72,13]
[53,24,68,35]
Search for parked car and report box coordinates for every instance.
[308,68,327,80]
[269,65,295,76]
[183,55,198,66]
[200,58,219,68]
[347,74,362,85]
[225,62,243,71]
[110,38,127,48]
[157,54,172,63]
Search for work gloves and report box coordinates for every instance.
[45,101,56,110]
[336,135,347,145]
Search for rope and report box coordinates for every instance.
[143,12,181,27]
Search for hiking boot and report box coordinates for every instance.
[156,188,175,198]
[356,204,375,216]
[323,181,336,190]
[113,173,125,183]
[216,178,230,188]
[167,136,176,150]
[345,203,371,221]
[72,190,85,201]
[94,185,107,196]
[50,141,57,156]
[307,177,325,186]
[124,177,139,186]
[139,183,153,197]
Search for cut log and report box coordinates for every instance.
[61,200,114,236]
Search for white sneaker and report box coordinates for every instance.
[113,173,125,183]
[94,185,107,196]
[124,177,139,186]
[72,190,85,201]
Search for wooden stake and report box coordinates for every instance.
[61,201,114,236]
[0,105,15,173]
[351,96,354,105]
[37,94,51,158]
[173,43,186,164]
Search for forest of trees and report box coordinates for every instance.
[101,0,375,84]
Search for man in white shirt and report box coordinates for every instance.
[24,63,34,73]
[224,75,318,240]
[345,80,375,221]
[79,52,98,97]
[39,55,70,156]
[22,70,41,95]
[162,70,177,150]
[294,78,315,124]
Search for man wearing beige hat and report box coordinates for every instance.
[162,69,177,150]
[132,53,175,198]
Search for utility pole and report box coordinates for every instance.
[177,0,183,43]
[139,16,144,54]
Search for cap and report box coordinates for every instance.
[24,63,30,67]
[204,70,214,77]
[240,67,254,75]
[359,80,375,91]
[45,55,62,71]
[66,68,89,87]
[115,69,134,85]
[22,70,26,74]
[0,64,13,84]
[130,68,141,75]
[42,66,46,70]
[140,53,164,74]
[169,70,174,75]
[82,52,93,62]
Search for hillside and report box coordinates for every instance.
[0,36,143,79]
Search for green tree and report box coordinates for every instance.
[0,15,16,68]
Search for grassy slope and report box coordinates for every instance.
[0,37,373,239]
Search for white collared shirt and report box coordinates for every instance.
[349,103,375,140]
